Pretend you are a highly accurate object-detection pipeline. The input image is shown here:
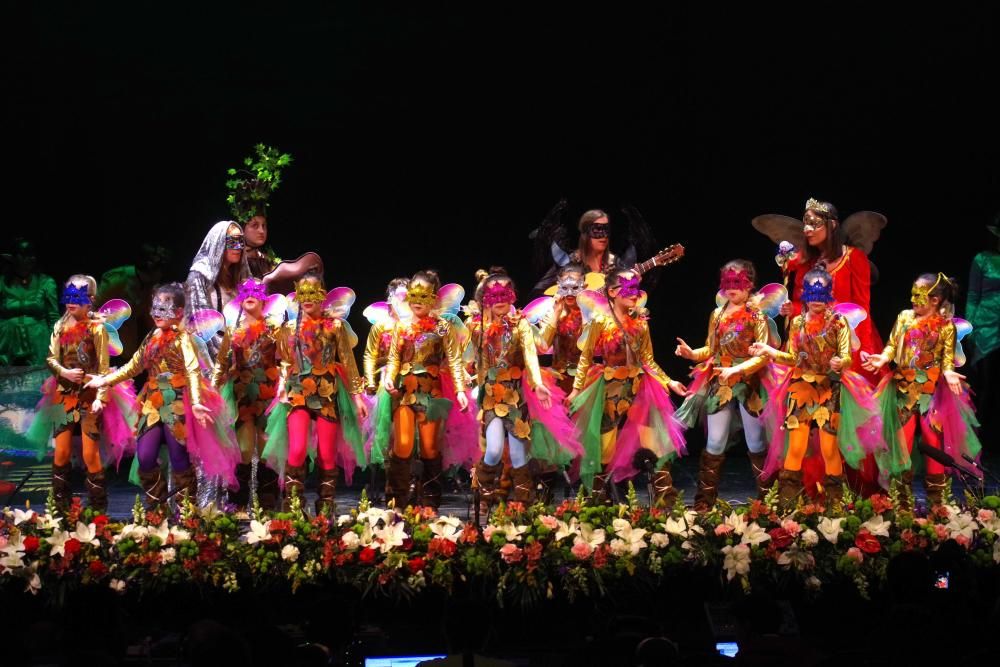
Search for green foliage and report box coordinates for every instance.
[226,144,293,222]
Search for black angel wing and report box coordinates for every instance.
[529,198,571,274]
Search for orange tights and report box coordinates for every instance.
[392,406,440,459]
[53,430,103,474]
[783,424,843,476]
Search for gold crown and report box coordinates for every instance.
[805,198,834,215]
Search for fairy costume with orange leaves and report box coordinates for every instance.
[569,276,686,505]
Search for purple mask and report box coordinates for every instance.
[801,279,834,304]
[615,275,642,299]
[60,284,92,305]
[237,278,267,303]
[482,283,517,307]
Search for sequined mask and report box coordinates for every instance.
[150,296,178,319]
[406,283,438,307]
[237,278,267,303]
[911,274,944,308]
[482,283,517,307]
[294,281,327,304]
[588,223,610,239]
[615,275,642,299]
[60,284,92,305]
[801,278,834,304]
[225,234,246,251]
[719,268,753,292]
[556,276,585,298]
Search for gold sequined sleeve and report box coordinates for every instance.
[740,309,769,376]
[941,320,956,373]
[517,317,545,390]
[881,311,907,364]
[92,321,110,402]
[179,332,203,406]
[772,317,800,366]
[104,333,150,388]
[383,322,401,386]
[363,322,386,390]
[211,329,232,389]
[335,320,364,394]
[689,309,718,363]
[276,321,294,386]
[538,310,558,350]
[636,321,672,389]
[45,323,66,377]
[443,318,468,393]
[836,316,853,368]
[573,318,599,392]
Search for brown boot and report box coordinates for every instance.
[231,463,252,509]
[497,461,513,502]
[257,464,280,511]
[474,460,503,507]
[924,473,950,507]
[778,469,803,510]
[823,474,846,506]
[509,464,536,505]
[138,468,168,509]
[590,471,614,505]
[85,470,108,512]
[315,466,337,516]
[171,467,198,507]
[653,464,678,511]
[896,469,915,510]
[51,463,73,513]
[419,457,443,509]
[749,452,771,499]
[385,455,412,509]
[694,451,726,512]
[282,464,307,511]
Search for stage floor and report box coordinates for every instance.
[6,450,998,519]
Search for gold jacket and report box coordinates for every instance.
[880,310,956,372]
[104,327,204,405]
[573,314,672,392]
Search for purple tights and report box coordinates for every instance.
[136,424,191,472]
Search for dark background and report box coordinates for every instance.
[5,3,1000,385]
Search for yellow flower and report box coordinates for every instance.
[616,399,630,415]
[785,415,799,430]
[494,403,510,417]
[513,418,531,439]
[813,406,830,428]
[716,385,733,405]
[504,388,520,406]
[318,379,335,399]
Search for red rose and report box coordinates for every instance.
[855,529,881,554]
[401,538,414,551]
[359,547,377,565]
[23,536,40,554]
[93,515,109,528]
[768,527,793,549]
[407,557,426,574]
[88,560,108,577]
[63,538,82,558]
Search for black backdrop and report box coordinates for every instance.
[6,3,999,391]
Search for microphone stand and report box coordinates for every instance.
[918,442,983,503]
[963,453,1000,493]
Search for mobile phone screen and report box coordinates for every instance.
[716,641,739,658]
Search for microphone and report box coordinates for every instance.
[408,458,424,502]
[632,449,657,475]
[918,442,981,478]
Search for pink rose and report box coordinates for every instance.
[499,543,523,564]
[571,541,593,560]
[978,509,996,523]
[934,524,950,541]
[482,526,497,541]
[714,524,734,536]
[540,515,559,531]
[955,534,971,549]
[781,519,802,536]
[914,518,929,527]
[846,547,864,564]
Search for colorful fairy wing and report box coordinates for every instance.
[363,301,393,326]
[753,283,789,319]
[576,289,611,325]
[186,309,226,343]
[715,290,727,309]
[766,317,782,349]
[223,300,241,329]
[522,296,554,326]
[322,287,356,320]
[441,312,470,351]
[340,320,359,349]
[97,299,131,331]
[953,317,973,368]
[285,294,299,322]
[435,283,465,317]
[636,291,648,311]
[263,294,288,327]
[106,328,124,357]
[833,302,866,352]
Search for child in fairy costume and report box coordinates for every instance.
[212,277,287,511]
[750,267,882,508]
[379,270,475,508]
[468,271,580,506]
[530,263,587,393]
[86,283,240,508]
[674,260,786,510]
[863,273,981,506]
[264,275,368,514]
[566,270,688,507]
[24,274,135,511]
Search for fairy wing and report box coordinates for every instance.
[752,283,789,319]
[263,294,288,327]
[953,317,973,368]
[522,296,554,326]
[340,320,359,349]
[363,301,393,326]
[97,299,131,356]
[285,293,299,322]
[576,289,611,325]
[322,287,356,321]
[223,301,241,329]
[833,303,867,352]
[751,214,806,249]
[186,309,226,343]
[841,211,887,255]
[441,312,471,352]
[435,283,466,317]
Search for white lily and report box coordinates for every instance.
[861,515,892,538]
[337,514,354,527]
[554,518,581,543]
[116,523,149,544]
[800,529,820,547]
[497,522,529,543]
[47,530,71,557]
[245,520,272,545]
[721,544,751,581]
[160,547,176,564]
[358,524,375,547]
[38,513,63,531]
[374,521,408,554]
[740,522,771,547]
[13,509,35,526]
[777,545,816,571]
[946,512,977,541]
[0,550,24,570]
[1,534,25,557]
[149,520,171,544]
[73,522,100,547]
[358,508,389,527]
[723,511,748,536]
[430,516,463,543]
[650,533,670,549]
[109,579,127,593]
[170,526,192,542]
[612,518,648,555]
[576,523,606,549]
[817,517,845,544]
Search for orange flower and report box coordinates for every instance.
[170,374,187,389]
[492,383,507,402]
[926,367,941,383]
[150,392,164,409]
[291,394,305,407]
[301,377,317,395]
